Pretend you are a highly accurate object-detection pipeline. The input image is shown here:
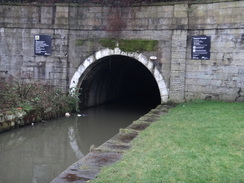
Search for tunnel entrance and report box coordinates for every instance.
[78,55,161,109]
[70,48,169,110]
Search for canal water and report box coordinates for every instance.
[0,102,154,183]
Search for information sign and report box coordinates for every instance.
[34,35,52,56]
[191,36,211,60]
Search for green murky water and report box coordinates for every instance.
[0,102,152,183]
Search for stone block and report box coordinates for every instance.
[222,66,239,74]
[55,18,69,27]
[169,91,185,103]
[233,52,244,61]
[170,70,186,78]
[186,71,213,80]
[173,4,188,18]
[171,49,187,58]
[172,59,187,67]
[218,1,244,9]
[5,113,15,122]
[184,92,195,100]
[219,93,238,101]
[172,38,187,49]
[173,17,188,26]
[169,82,185,91]
[186,78,212,86]
[129,18,149,30]
[186,64,206,72]
[56,6,68,18]
[41,7,53,24]
[149,18,171,27]
[158,7,174,18]
[172,29,188,36]
[185,84,203,92]
[210,79,222,86]
[236,96,244,102]
[136,11,149,19]
[171,63,186,71]
[170,77,185,85]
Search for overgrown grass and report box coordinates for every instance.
[92,100,244,183]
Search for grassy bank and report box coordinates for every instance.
[92,100,244,183]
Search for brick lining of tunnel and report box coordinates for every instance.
[78,55,161,109]
[70,48,169,109]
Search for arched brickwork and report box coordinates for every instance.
[70,48,168,103]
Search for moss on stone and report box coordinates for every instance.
[119,39,158,52]
[4,111,13,115]
[119,128,137,134]
[75,39,96,52]
[75,39,86,46]
[99,39,158,52]
[1,122,9,130]
[99,39,117,49]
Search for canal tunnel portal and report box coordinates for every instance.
[70,49,169,109]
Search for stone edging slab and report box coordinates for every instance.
[51,104,172,183]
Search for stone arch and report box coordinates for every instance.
[70,48,168,103]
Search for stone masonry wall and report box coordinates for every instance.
[0,5,69,92]
[0,1,243,102]
[186,2,244,102]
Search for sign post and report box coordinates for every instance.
[34,35,52,56]
[191,36,211,60]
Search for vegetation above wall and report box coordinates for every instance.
[0,0,238,6]
[0,0,187,5]
[0,78,79,116]
[75,38,158,52]
[99,39,159,52]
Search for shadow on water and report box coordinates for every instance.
[0,101,154,183]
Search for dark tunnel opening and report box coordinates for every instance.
[78,55,161,110]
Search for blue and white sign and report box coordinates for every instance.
[34,35,52,56]
[191,36,211,60]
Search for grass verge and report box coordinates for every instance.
[91,100,244,183]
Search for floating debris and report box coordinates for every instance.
[65,113,70,117]
[77,114,87,117]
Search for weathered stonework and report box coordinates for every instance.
[184,1,244,102]
[0,107,67,132]
[51,104,171,183]
[0,110,25,132]
[0,1,243,103]
[169,30,188,103]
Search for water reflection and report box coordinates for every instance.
[0,102,152,183]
